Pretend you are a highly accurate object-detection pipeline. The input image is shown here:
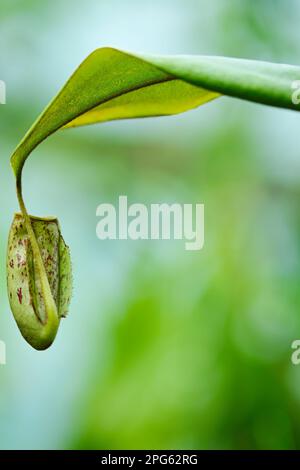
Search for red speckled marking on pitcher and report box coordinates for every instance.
[17,287,22,304]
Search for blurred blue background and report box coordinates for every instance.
[1,0,300,449]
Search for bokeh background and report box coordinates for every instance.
[1,0,300,450]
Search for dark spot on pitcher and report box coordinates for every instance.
[17,287,23,304]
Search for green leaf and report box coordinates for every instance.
[11,47,300,177]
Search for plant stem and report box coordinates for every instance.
[16,174,59,330]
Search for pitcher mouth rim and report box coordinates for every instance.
[13,212,58,222]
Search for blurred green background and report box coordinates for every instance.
[1,0,300,450]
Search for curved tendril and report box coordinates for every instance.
[16,171,59,337]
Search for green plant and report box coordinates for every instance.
[8,47,300,350]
